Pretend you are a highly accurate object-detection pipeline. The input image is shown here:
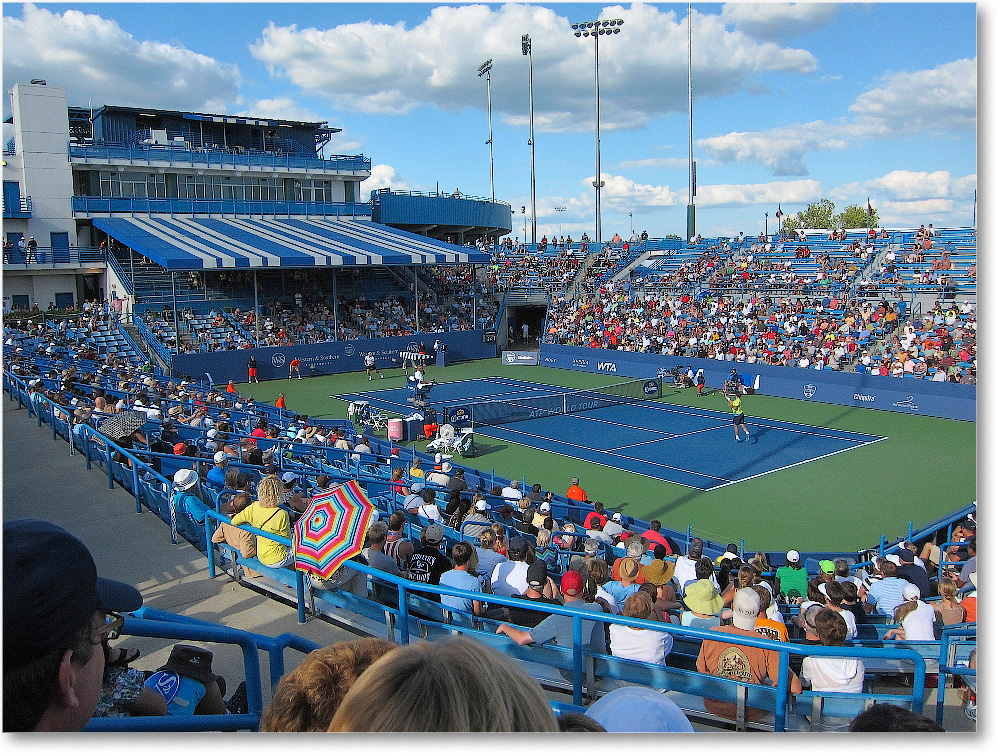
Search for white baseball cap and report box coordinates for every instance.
[213,451,227,464]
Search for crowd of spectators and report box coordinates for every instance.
[542,288,975,381]
[3,310,976,732]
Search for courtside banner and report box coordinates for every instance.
[539,344,975,422]
[173,330,495,382]
[502,350,540,366]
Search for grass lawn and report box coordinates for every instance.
[237,358,976,553]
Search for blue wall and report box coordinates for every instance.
[173,330,497,382]
[371,191,511,231]
[539,344,976,422]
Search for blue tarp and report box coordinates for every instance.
[92,216,490,270]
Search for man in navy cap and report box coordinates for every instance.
[4,520,143,731]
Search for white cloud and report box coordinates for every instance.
[250,3,818,133]
[696,179,823,208]
[235,97,321,123]
[720,3,838,41]
[850,58,976,133]
[2,4,241,113]
[360,164,411,197]
[833,169,976,204]
[698,59,976,174]
[618,157,689,170]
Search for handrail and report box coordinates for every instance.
[106,252,135,295]
[72,196,372,218]
[1,245,105,266]
[70,143,371,173]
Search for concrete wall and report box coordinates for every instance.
[10,83,77,246]
[538,343,976,422]
[3,271,82,310]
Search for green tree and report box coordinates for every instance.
[834,204,879,230]
[795,199,836,230]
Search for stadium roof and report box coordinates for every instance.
[92,217,490,270]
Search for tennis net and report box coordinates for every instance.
[443,377,662,428]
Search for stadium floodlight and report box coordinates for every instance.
[522,34,538,243]
[477,59,495,201]
[570,17,624,244]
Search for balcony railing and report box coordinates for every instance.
[72,196,372,218]
[2,245,105,266]
[69,144,371,173]
[2,195,32,218]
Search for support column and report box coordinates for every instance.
[253,269,260,348]
[332,268,339,341]
[171,272,180,356]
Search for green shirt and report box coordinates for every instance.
[730,397,743,415]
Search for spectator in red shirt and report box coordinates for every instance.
[566,477,587,503]
[640,520,672,555]
[582,501,607,531]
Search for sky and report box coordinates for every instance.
[2,2,979,241]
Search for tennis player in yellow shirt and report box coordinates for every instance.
[727,394,751,443]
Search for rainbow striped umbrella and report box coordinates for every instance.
[293,479,377,579]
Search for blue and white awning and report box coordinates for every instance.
[92,217,489,270]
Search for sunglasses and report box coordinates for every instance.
[93,612,124,644]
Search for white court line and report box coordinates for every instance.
[701,436,888,491]
[482,423,732,485]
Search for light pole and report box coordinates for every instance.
[629,211,633,236]
[477,59,495,201]
[555,206,567,237]
[686,2,696,242]
[765,211,769,237]
[571,17,624,245]
[522,34,537,244]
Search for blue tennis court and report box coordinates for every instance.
[339,377,885,491]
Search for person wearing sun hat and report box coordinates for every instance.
[602,556,643,607]
[680,578,729,630]
[696,587,803,723]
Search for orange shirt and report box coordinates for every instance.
[960,595,976,623]
[696,625,784,722]
[567,484,587,502]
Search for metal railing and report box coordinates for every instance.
[72,196,372,218]
[70,143,371,173]
[2,194,32,217]
[2,245,104,265]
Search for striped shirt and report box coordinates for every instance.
[864,577,909,616]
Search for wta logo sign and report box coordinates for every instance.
[271,353,286,368]
[597,362,617,372]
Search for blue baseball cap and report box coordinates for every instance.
[4,520,143,670]
[586,687,695,732]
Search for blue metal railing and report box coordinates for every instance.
[370,186,510,208]
[2,245,103,265]
[72,196,372,217]
[3,368,975,731]
[70,143,371,173]
[106,253,134,295]
[132,314,173,367]
[2,194,32,218]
